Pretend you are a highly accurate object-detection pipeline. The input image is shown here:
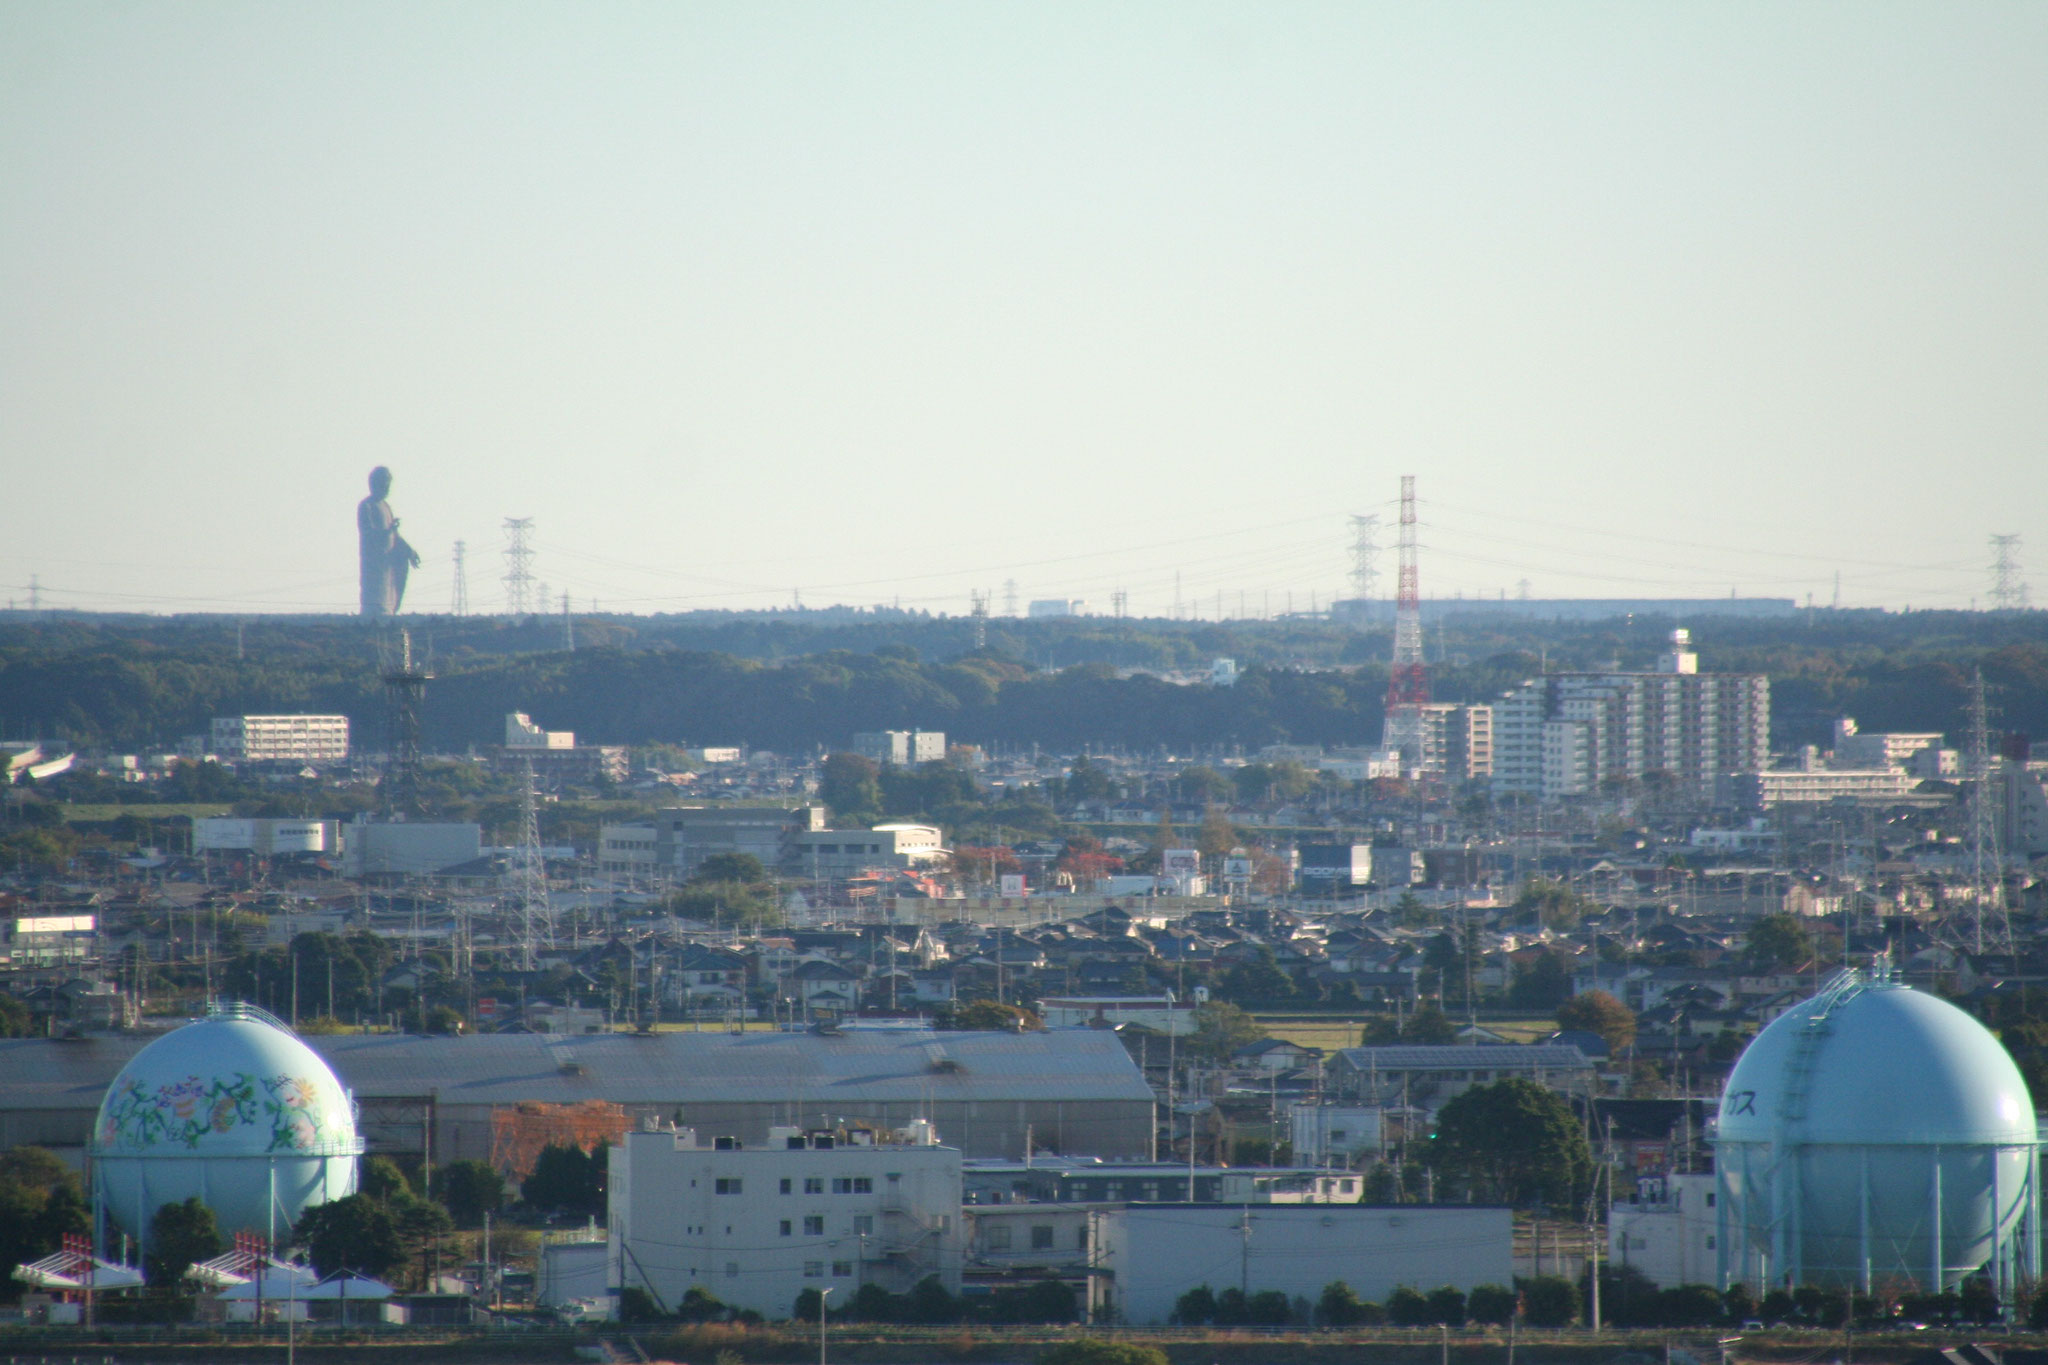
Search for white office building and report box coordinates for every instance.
[609,1121,963,1320]
[598,805,829,878]
[210,715,350,763]
[1608,1172,1719,1289]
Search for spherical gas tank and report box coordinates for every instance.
[1715,973,2035,1290]
[91,1004,362,1244]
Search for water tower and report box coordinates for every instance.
[1714,966,2039,1298]
[90,1003,362,1257]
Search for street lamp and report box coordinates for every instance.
[818,1285,833,1365]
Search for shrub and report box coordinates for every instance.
[1040,1341,1169,1365]
[1521,1275,1579,1328]
[1467,1284,1517,1325]
[1388,1285,1432,1326]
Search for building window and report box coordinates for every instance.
[1031,1225,1054,1250]
[1105,1182,1123,1201]
[1077,1225,1088,1251]
[804,1262,824,1279]
[833,1177,852,1194]
[780,1178,792,1194]
[805,1177,825,1194]
[780,1220,792,1236]
[1141,1182,1159,1201]
[804,1216,824,1236]
[715,1178,742,1194]
[853,1176,872,1193]
[853,1215,874,1235]
[1706,1235,1717,1249]
[726,1262,739,1278]
[986,1224,1012,1250]
[832,1261,853,1277]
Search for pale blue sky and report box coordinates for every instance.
[3,3,2043,616]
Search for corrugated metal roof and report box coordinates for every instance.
[1333,1044,1593,1070]
[0,1028,1153,1111]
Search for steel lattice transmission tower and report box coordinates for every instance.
[509,760,553,970]
[451,540,468,617]
[1348,513,1382,611]
[1380,477,1428,769]
[969,590,989,649]
[380,629,431,817]
[502,518,536,615]
[1963,669,2012,954]
[1989,534,2029,611]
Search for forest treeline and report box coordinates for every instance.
[0,612,2044,755]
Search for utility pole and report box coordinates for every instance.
[451,540,468,616]
[562,591,575,651]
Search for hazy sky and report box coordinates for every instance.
[3,3,2044,618]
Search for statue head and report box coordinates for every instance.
[368,466,392,498]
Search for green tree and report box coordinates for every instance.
[1429,1078,1593,1210]
[0,1147,89,1294]
[692,852,766,885]
[1174,1284,1217,1324]
[522,1143,606,1218]
[145,1197,223,1287]
[1556,990,1636,1052]
[359,1154,412,1202]
[1425,1285,1467,1325]
[1401,1002,1457,1044]
[1520,1274,1579,1327]
[1317,1280,1376,1326]
[1746,913,1813,971]
[1188,1000,1264,1060]
[438,1159,504,1228]
[820,753,881,824]
[294,1195,403,1278]
[1387,1285,1431,1326]
[1468,1283,1517,1325]
[1219,947,1297,1005]
[949,999,1042,1031]
[1195,807,1239,860]
[1508,951,1573,1010]
[1515,878,1595,931]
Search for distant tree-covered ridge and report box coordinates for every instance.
[0,610,2042,753]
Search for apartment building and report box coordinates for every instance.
[853,730,947,766]
[609,1121,963,1319]
[210,714,350,763]
[1491,629,1769,800]
[1418,703,1493,781]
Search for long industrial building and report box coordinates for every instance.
[0,1028,1155,1169]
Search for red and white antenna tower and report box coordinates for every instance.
[1381,474,1428,768]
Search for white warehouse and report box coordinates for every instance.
[610,1121,964,1320]
[1098,1204,1512,1326]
